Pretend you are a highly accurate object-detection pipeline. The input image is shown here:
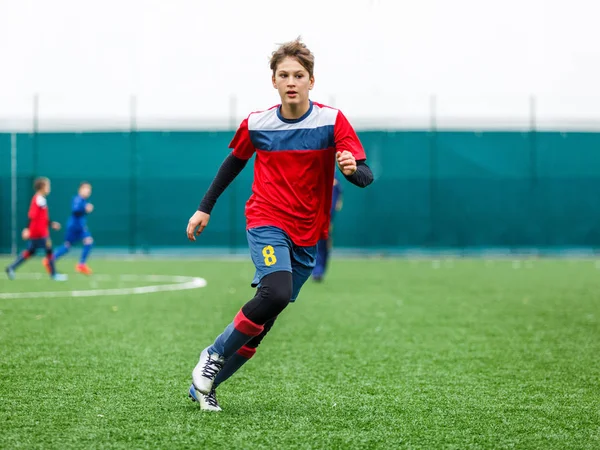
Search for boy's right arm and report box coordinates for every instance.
[187,118,255,242]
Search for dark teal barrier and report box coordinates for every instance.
[2,130,600,253]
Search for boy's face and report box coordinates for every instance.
[43,181,51,195]
[272,57,314,110]
[79,184,92,199]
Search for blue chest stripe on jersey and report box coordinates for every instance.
[249,125,335,152]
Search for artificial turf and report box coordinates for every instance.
[1,257,599,449]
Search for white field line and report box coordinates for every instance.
[0,273,207,299]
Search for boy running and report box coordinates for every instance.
[46,182,95,275]
[186,39,373,411]
[5,177,67,281]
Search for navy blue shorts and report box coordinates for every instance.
[65,227,92,244]
[247,226,317,302]
[27,238,52,252]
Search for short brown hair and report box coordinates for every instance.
[270,37,315,78]
[33,177,49,192]
[80,181,91,188]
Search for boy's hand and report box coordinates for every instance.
[21,228,30,240]
[187,211,210,241]
[51,222,61,231]
[85,203,94,213]
[336,151,357,176]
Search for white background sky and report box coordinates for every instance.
[1,0,600,129]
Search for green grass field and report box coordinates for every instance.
[1,256,599,449]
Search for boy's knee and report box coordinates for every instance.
[242,271,293,323]
[261,273,292,311]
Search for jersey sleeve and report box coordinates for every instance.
[28,196,45,220]
[334,110,366,160]
[72,196,86,216]
[229,118,256,160]
[36,195,47,208]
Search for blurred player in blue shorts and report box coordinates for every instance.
[45,181,95,275]
[312,174,343,282]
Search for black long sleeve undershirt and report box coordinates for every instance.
[198,152,248,214]
[344,160,374,187]
[198,153,373,214]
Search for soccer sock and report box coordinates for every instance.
[9,250,32,270]
[80,243,92,264]
[213,315,276,388]
[313,238,328,277]
[46,250,56,276]
[208,310,264,359]
[53,245,69,260]
[213,346,256,388]
[322,238,331,271]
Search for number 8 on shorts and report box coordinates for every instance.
[262,245,277,266]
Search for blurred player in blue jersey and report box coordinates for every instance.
[312,174,343,282]
[44,181,95,275]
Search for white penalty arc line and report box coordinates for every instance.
[0,274,207,299]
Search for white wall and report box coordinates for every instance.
[1,0,600,129]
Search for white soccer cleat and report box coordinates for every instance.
[192,348,225,395]
[188,385,222,412]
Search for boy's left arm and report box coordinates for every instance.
[334,111,373,188]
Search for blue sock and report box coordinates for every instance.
[213,346,255,388]
[53,245,69,260]
[313,238,329,278]
[9,250,32,270]
[208,310,264,359]
[80,243,92,264]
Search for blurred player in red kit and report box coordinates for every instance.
[5,177,68,281]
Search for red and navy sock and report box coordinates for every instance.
[212,316,277,388]
[208,310,264,359]
[212,346,256,388]
[45,249,56,276]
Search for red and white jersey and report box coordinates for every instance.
[28,194,50,239]
[230,101,366,246]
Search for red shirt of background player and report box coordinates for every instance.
[28,194,50,239]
